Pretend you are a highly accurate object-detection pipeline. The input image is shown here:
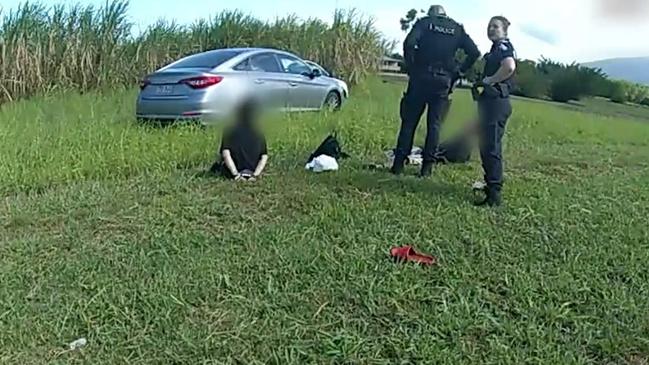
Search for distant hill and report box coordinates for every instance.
[582,57,649,85]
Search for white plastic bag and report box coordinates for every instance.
[384,147,423,166]
[69,338,87,351]
[472,181,487,191]
[305,155,339,172]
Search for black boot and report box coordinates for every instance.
[474,188,502,207]
[418,162,434,178]
[390,157,406,175]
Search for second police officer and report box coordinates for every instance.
[472,16,517,207]
[391,5,480,177]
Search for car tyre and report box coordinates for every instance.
[324,91,342,111]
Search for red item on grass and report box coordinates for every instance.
[390,246,437,266]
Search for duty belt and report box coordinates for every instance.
[425,65,451,75]
[472,82,510,100]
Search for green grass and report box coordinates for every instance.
[2,79,649,364]
[513,95,649,123]
[560,97,649,123]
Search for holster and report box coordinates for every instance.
[472,83,510,101]
[498,83,510,98]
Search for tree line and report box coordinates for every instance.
[391,49,649,107]
[505,58,649,106]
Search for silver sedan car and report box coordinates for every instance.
[136,48,349,123]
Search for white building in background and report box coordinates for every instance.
[380,56,403,73]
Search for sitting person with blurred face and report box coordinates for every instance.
[210,103,268,181]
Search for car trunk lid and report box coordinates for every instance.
[140,68,216,98]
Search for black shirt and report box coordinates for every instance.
[484,38,516,87]
[404,15,480,75]
[219,123,267,178]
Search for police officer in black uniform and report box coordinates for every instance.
[473,16,517,207]
[391,5,480,178]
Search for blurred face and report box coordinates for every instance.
[488,19,507,41]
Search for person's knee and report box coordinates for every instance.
[400,92,422,121]
[209,161,223,174]
[480,135,500,156]
[479,125,497,145]
[399,119,416,135]
[441,99,451,122]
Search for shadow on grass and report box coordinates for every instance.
[304,165,470,204]
[181,151,475,205]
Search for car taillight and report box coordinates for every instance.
[181,76,224,89]
[139,79,150,90]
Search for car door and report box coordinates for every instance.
[235,52,289,111]
[275,53,330,110]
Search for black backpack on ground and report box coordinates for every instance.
[308,132,350,163]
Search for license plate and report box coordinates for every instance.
[155,85,174,95]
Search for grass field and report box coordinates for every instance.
[2,78,649,364]
[516,95,649,123]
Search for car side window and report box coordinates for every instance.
[234,58,251,71]
[246,53,282,73]
[277,54,312,76]
[315,65,329,77]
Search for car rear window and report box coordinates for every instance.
[169,50,243,69]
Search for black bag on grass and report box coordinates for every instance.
[308,132,350,163]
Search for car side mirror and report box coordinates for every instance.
[311,68,322,78]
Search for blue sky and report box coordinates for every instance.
[2,0,649,63]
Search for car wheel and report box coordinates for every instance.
[324,91,341,111]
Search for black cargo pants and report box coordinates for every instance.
[394,72,452,165]
[478,95,512,192]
